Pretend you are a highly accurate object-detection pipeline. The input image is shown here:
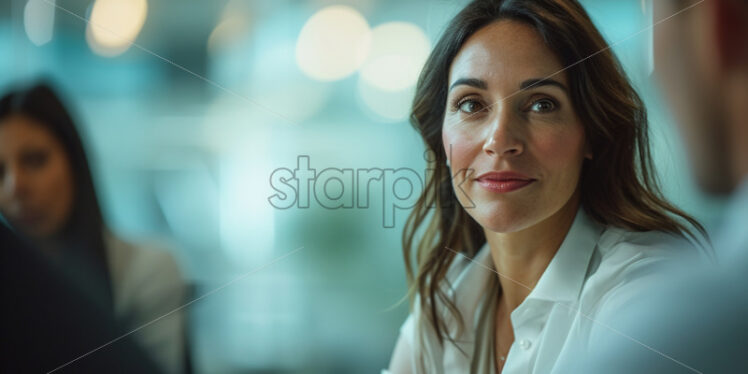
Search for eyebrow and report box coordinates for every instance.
[449,78,487,91]
[519,78,567,92]
[448,77,568,92]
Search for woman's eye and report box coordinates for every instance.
[21,151,49,169]
[530,99,557,113]
[458,99,484,114]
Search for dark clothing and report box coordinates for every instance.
[0,223,162,373]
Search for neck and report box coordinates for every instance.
[486,193,580,311]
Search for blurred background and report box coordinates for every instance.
[0,0,726,373]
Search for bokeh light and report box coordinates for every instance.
[207,0,252,55]
[360,22,430,92]
[295,5,371,81]
[86,0,148,57]
[357,77,415,122]
[23,0,55,46]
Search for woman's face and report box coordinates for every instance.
[443,20,591,234]
[0,115,75,238]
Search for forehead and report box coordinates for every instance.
[449,20,567,88]
[0,115,58,150]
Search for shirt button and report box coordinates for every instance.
[519,339,532,350]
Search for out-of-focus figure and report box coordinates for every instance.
[0,221,163,373]
[0,81,189,373]
[559,1,748,372]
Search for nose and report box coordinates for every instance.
[482,108,524,157]
[1,166,29,200]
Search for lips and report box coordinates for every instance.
[475,171,536,193]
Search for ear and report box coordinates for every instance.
[713,0,748,69]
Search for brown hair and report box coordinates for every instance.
[403,0,707,345]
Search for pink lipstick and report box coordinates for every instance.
[475,171,536,193]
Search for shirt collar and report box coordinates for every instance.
[438,207,605,369]
[450,207,605,319]
[523,208,605,304]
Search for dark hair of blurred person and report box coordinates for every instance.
[0,81,112,305]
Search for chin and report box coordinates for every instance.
[468,202,537,234]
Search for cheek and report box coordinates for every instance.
[533,127,586,177]
[40,155,75,226]
[442,125,484,209]
[442,125,483,172]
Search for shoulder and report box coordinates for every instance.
[573,228,709,349]
[597,226,704,261]
[577,263,748,373]
[400,245,492,330]
[593,227,705,281]
[407,245,494,338]
[104,233,185,311]
[106,234,182,278]
[581,227,706,312]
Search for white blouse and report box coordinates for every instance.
[557,181,748,374]
[105,233,187,374]
[387,208,706,374]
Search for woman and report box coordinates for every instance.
[386,0,709,373]
[0,82,187,373]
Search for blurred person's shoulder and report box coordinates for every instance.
[104,231,183,281]
[104,231,185,316]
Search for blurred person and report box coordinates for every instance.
[555,0,748,372]
[384,0,712,373]
[0,82,188,373]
